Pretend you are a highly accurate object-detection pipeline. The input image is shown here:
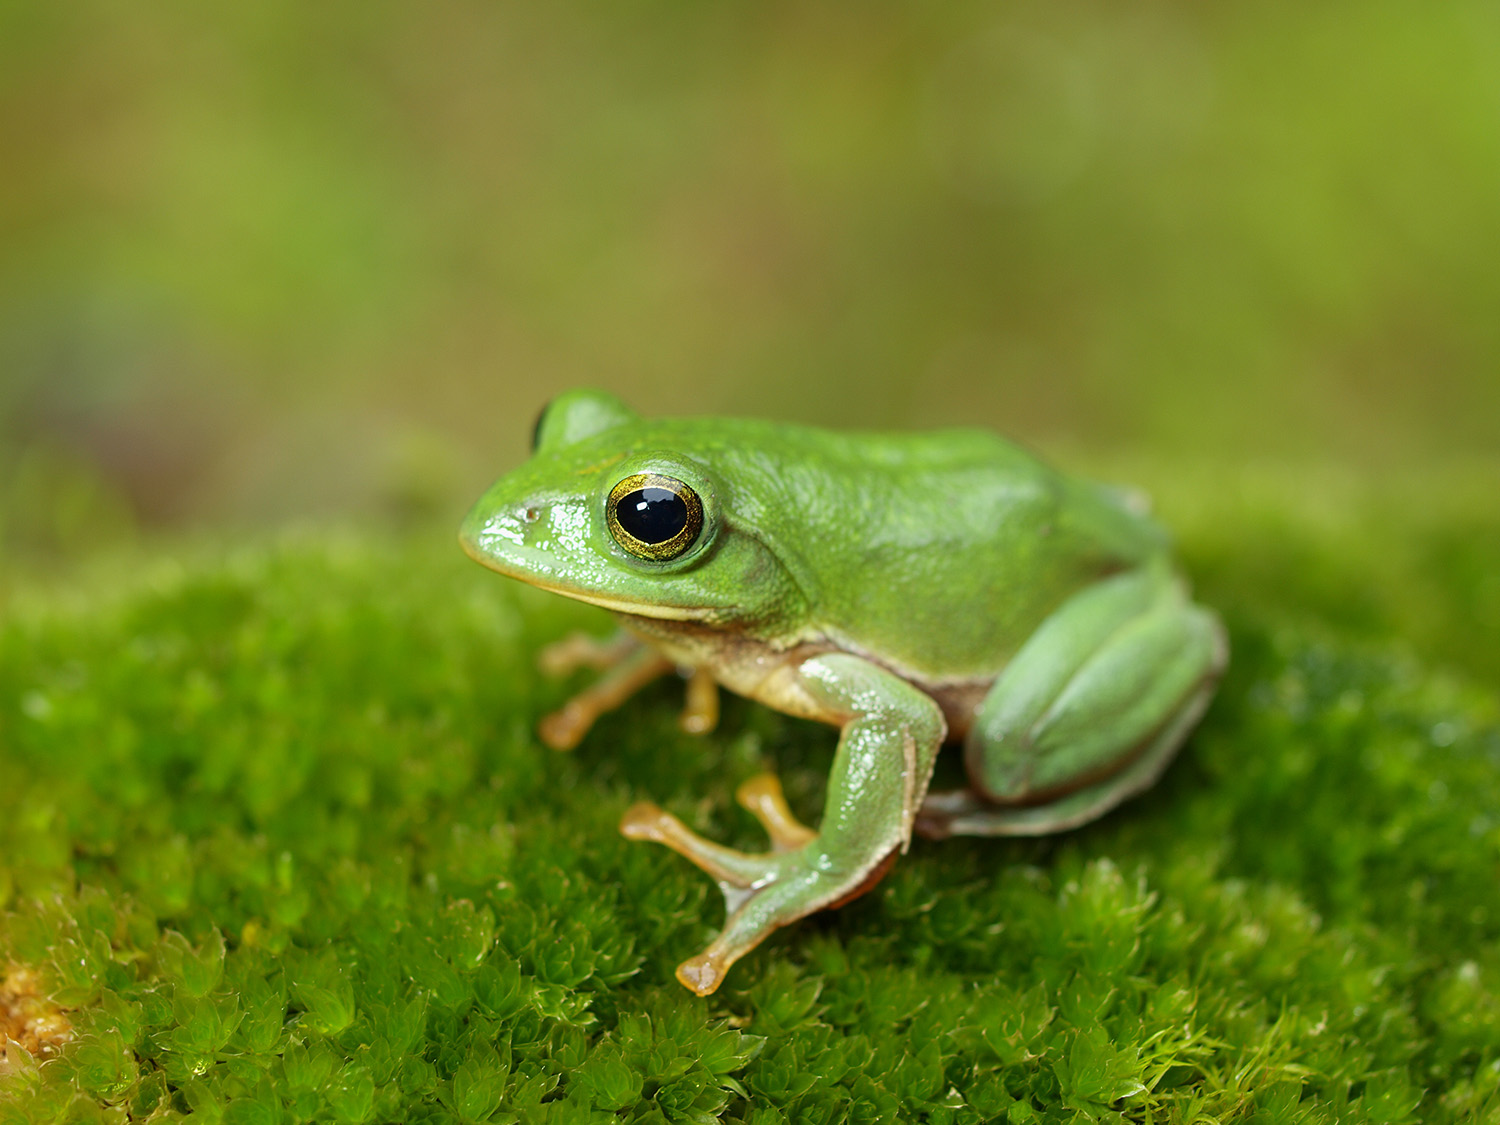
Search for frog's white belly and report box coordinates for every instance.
[616,613,992,740]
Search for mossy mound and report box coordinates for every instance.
[1,472,1498,1124]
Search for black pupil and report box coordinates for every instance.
[617,487,688,544]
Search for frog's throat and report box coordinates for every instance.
[491,568,714,622]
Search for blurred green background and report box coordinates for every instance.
[2,0,1498,554]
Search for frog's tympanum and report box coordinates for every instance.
[461,390,1227,996]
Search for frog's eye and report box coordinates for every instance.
[531,389,638,455]
[529,402,548,454]
[606,473,704,561]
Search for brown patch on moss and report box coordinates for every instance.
[0,965,73,1068]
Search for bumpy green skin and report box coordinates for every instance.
[461,389,1226,992]
[468,391,1162,668]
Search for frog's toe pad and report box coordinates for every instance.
[675,951,730,996]
[538,705,589,751]
[619,801,672,841]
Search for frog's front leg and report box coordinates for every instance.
[678,667,720,735]
[536,631,723,749]
[536,629,643,678]
[537,635,673,751]
[621,653,946,995]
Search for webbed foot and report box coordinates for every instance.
[537,644,672,750]
[622,654,946,996]
[536,631,720,749]
[621,773,888,995]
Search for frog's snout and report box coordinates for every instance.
[460,492,598,585]
[460,504,530,561]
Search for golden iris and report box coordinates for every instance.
[606,473,704,561]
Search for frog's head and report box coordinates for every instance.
[460,389,807,629]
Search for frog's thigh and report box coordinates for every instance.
[963,567,1225,810]
[918,674,1216,837]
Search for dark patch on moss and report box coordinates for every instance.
[1,966,73,1069]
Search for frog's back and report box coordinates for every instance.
[650,418,1168,682]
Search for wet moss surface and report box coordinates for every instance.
[1,473,1499,1124]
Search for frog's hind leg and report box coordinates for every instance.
[916,675,1216,838]
[917,563,1226,839]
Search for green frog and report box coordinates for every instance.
[461,389,1226,995]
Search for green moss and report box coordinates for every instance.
[1,479,1499,1123]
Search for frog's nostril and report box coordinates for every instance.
[522,506,540,523]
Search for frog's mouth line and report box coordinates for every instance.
[460,535,712,622]
[513,575,710,621]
